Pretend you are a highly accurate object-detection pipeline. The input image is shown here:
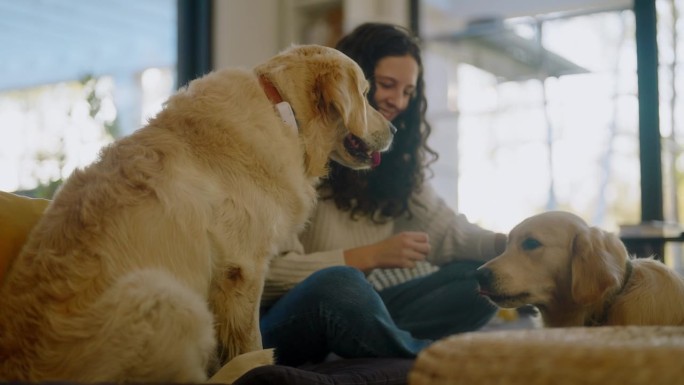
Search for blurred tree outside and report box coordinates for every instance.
[5,75,118,199]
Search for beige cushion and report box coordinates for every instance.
[410,326,684,385]
[0,191,50,283]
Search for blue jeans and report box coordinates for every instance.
[260,261,496,366]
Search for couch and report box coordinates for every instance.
[0,191,414,385]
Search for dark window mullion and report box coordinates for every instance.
[177,0,213,89]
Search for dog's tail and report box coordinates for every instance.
[206,348,275,384]
[37,269,217,382]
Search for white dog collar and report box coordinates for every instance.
[258,75,299,133]
[274,101,298,132]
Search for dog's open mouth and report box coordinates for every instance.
[344,134,381,167]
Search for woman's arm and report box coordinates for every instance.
[396,182,507,265]
[344,231,431,271]
[262,233,346,307]
[262,199,394,307]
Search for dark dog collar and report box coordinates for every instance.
[585,259,633,326]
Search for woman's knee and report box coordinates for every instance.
[441,260,483,275]
[307,266,366,289]
[306,266,378,305]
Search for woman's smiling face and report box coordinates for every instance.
[372,54,419,122]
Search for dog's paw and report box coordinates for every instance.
[206,348,274,384]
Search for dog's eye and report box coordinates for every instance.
[521,237,542,251]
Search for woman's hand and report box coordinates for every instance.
[344,231,430,272]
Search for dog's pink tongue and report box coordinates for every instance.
[371,152,381,168]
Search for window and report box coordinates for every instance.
[421,0,684,271]
[0,0,176,197]
[424,8,639,232]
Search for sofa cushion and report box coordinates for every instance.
[0,191,50,283]
[233,358,414,385]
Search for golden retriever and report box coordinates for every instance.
[0,44,394,382]
[476,211,684,327]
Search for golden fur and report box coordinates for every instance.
[476,211,684,327]
[0,44,393,382]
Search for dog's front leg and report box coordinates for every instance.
[209,260,267,366]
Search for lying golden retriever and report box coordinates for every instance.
[476,211,684,327]
[0,44,394,382]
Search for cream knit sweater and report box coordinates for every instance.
[262,182,503,307]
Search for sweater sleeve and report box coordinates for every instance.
[395,182,506,265]
[261,233,346,308]
[261,199,394,306]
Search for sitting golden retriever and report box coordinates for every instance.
[476,211,684,327]
[0,45,394,382]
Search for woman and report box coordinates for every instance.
[259,22,507,366]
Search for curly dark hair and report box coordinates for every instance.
[318,22,438,222]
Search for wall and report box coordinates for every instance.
[212,0,409,69]
[213,0,281,69]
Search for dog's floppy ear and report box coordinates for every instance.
[315,66,368,137]
[570,227,625,305]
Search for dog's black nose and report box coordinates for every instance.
[389,123,397,135]
[475,267,494,287]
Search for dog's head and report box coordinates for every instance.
[254,44,395,177]
[476,211,628,312]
